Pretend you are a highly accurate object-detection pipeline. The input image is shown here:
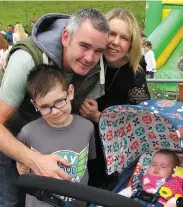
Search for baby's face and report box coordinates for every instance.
[147,153,174,178]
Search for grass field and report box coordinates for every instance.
[0,1,146,32]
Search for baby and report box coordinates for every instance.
[118,149,180,205]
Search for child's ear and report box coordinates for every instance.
[68,84,74,100]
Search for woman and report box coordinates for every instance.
[0,33,11,84]
[80,8,150,188]
[13,23,28,44]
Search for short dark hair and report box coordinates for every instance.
[27,64,69,100]
[155,149,180,167]
[143,40,152,49]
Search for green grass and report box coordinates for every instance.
[0,1,146,32]
[148,82,179,101]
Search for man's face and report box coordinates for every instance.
[62,20,108,76]
[7,26,13,33]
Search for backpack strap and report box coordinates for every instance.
[7,37,43,66]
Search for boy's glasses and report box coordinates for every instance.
[33,93,68,115]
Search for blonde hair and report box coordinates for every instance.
[106,8,141,72]
[14,23,26,41]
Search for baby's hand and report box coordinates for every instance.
[16,162,30,175]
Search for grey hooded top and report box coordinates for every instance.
[32,13,70,68]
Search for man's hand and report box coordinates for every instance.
[80,99,101,123]
[30,153,72,180]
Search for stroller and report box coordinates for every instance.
[17,99,183,207]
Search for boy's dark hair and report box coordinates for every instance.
[140,31,146,38]
[143,40,152,49]
[155,149,180,167]
[27,64,69,100]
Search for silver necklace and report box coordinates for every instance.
[106,67,121,91]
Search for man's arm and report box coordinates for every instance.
[0,100,71,179]
[0,49,71,180]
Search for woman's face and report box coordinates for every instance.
[104,18,131,67]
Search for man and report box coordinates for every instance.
[5,24,14,45]
[0,8,109,206]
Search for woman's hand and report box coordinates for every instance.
[80,99,101,123]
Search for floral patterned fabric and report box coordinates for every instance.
[99,99,183,175]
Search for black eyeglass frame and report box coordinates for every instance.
[31,93,68,115]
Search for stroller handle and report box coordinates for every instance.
[17,174,144,207]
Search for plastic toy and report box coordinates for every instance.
[159,166,183,202]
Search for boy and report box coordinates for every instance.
[16,64,96,207]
